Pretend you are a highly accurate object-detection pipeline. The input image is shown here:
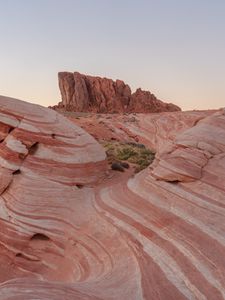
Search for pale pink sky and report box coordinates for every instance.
[0,0,224,110]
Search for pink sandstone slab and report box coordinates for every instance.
[0,95,224,299]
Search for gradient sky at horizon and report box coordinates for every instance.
[0,0,224,110]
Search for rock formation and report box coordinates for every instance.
[67,109,215,155]
[151,109,225,182]
[55,72,181,113]
[0,95,224,299]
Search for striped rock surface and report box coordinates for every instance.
[67,110,216,152]
[0,96,224,299]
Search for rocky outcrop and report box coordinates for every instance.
[129,88,180,113]
[151,109,225,182]
[55,72,181,113]
[0,95,224,299]
[0,95,108,288]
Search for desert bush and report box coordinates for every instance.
[102,140,155,173]
[117,147,137,160]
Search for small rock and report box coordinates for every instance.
[111,162,124,172]
[120,162,129,169]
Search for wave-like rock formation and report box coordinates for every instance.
[68,109,216,155]
[55,72,181,113]
[0,95,224,299]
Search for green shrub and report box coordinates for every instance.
[102,141,155,173]
[117,147,138,160]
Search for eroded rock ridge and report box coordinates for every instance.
[55,72,181,113]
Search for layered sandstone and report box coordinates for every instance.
[67,109,215,152]
[55,72,181,113]
[0,95,224,299]
[152,109,225,182]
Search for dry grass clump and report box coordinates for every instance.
[102,141,155,173]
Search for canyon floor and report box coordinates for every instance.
[0,95,224,299]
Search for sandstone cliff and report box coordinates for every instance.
[55,72,181,113]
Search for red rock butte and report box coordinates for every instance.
[0,94,225,299]
[54,71,181,113]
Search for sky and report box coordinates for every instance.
[0,0,224,111]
